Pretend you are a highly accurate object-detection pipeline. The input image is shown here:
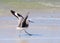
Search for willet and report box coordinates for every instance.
[10,10,33,36]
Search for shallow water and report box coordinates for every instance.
[0,13,60,43]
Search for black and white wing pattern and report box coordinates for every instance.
[10,10,24,19]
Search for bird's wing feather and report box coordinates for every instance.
[10,10,24,19]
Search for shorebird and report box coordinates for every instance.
[10,10,33,36]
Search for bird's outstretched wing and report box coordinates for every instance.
[10,10,24,19]
[24,14,28,21]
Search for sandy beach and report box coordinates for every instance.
[0,1,60,43]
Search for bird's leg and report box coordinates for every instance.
[17,29,23,37]
[23,29,32,36]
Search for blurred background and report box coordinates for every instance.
[0,0,60,17]
[0,0,60,43]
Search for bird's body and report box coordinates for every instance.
[10,10,32,36]
[17,18,28,31]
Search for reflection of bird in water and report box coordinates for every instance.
[10,10,33,36]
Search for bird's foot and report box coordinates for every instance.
[28,34,32,36]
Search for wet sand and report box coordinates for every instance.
[0,11,60,43]
[0,3,60,43]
